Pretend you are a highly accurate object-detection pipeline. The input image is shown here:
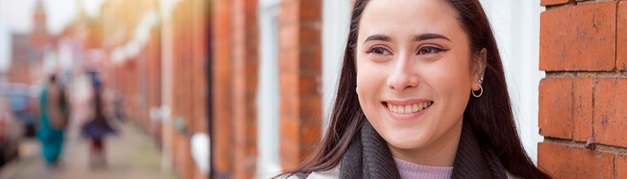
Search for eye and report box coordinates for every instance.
[366,47,392,56]
[417,46,447,55]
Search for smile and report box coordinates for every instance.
[384,101,433,114]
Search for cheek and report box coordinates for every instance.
[355,59,386,108]
[428,57,473,113]
[431,54,473,93]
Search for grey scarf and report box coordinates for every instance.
[339,121,507,179]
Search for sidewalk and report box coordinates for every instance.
[0,120,176,179]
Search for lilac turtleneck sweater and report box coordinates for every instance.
[394,158,454,179]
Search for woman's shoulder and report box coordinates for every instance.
[308,166,340,179]
[284,166,341,179]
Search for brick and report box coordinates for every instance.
[594,78,627,148]
[540,0,570,6]
[538,143,614,178]
[299,95,322,123]
[300,0,321,22]
[539,78,573,139]
[299,120,322,145]
[280,140,301,169]
[279,0,323,171]
[280,0,298,25]
[618,155,627,179]
[245,62,259,93]
[619,2,627,71]
[279,49,299,74]
[299,24,322,49]
[573,77,594,142]
[280,24,299,50]
[540,2,617,71]
[280,93,298,121]
[298,75,321,96]
[281,118,302,144]
[211,0,233,176]
[245,117,258,141]
[280,72,299,96]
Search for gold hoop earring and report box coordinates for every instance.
[472,85,483,98]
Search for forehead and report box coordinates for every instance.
[358,0,464,41]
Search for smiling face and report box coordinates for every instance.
[355,0,485,166]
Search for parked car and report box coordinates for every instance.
[0,83,38,138]
[8,96,37,137]
[0,96,24,166]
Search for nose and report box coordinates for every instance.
[387,56,418,92]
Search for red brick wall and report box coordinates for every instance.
[211,0,234,178]
[100,0,210,178]
[146,26,162,144]
[190,1,210,178]
[210,0,322,178]
[278,0,322,170]
[170,0,210,178]
[172,1,193,177]
[538,1,627,178]
[211,0,260,178]
[231,0,259,178]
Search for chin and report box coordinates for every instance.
[381,127,433,150]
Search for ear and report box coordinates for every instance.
[471,48,487,91]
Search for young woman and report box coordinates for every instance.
[281,0,550,178]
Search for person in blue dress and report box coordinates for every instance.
[36,74,69,167]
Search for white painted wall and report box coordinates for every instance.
[479,0,545,164]
[322,0,351,133]
[321,0,545,164]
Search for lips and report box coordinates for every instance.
[384,101,433,114]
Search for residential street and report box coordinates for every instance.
[0,119,176,179]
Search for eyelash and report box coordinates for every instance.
[366,47,392,56]
[417,46,448,55]
[365,46,448,56]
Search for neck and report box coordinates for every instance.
[388,118,463,167]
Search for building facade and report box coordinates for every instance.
[7,0,48,85]
[54,0,626,178]
[94,0,211,179]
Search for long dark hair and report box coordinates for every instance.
[282,0,550,178]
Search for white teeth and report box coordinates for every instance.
[387,101,433,114]
[404,105,412,114]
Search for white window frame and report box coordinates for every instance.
[256,0,282,178]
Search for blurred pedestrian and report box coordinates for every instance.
[36,74,70,167]
[81,71,116,169]
[111,92,126,122]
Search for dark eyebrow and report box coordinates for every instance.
[363,33,450,44]
[414,33,451,42]
[363,34,391,44]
